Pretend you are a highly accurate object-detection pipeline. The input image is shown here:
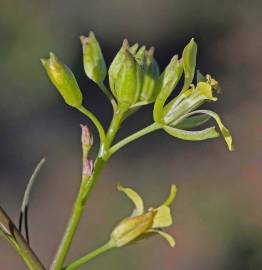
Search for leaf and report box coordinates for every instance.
[181,38,197,93]
[152,205,172,228]
[172,114,211,129]
[117,184,144,216]
[19,158,46,243]
[163,125,220,141]
[189,110,234,151]
[148,229,176,247]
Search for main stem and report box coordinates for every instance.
[49,157,106,270]
[50,108,124,270]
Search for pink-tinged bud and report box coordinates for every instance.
[83,159,93,177]
[80,124,93,147]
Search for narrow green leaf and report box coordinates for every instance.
[19,158,46,243]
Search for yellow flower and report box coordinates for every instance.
[110,184,177,248]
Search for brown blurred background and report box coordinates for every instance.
[0,0,262,269]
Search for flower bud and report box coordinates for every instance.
[110,210,155,247]
[139,47,160,102]
[80,124,93,150]
[109,40,142,108]
[83,159,93,177]
[153,55,183,123]
[41,53,83,107]
[80,32,107,83]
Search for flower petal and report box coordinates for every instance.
[163,126,220,141]
[163,184,178,207]
[152,205,173,228]
[187,110,234,151]
[153,56,183,123]
[148,229,176,247]
[163,82,217,124]
[181,38,197,93]
[117,184,144,216]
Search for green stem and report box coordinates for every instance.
[50,106,159,270]
[49,157,106,270]
[50,106,126,270]
[97,82,117,112]
[77,106,106,143]
[106,108,125,146]
[63,241,114,270]
[0,207,45,270]
[109,122,162,156]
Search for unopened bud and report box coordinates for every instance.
[139,47,160,102]
[109,40,142,108]
[41,53,83,107]
[83,159,93,177]
[80,32,107,83]
[80,124,93,147]
[153,55,183,123]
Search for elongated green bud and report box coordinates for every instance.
[153,55,183,123]
[80,32,107,83]
[140,47,160,102]
[41,53,83,107]
[110,210,155,247]
[109,39,128,98]
[181,38,197,93]
[109,40,142,108]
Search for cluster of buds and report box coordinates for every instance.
[41,32,233,150]
[109,184,177,248]
[108,40,160,111]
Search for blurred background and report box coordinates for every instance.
[0,0,262,269]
